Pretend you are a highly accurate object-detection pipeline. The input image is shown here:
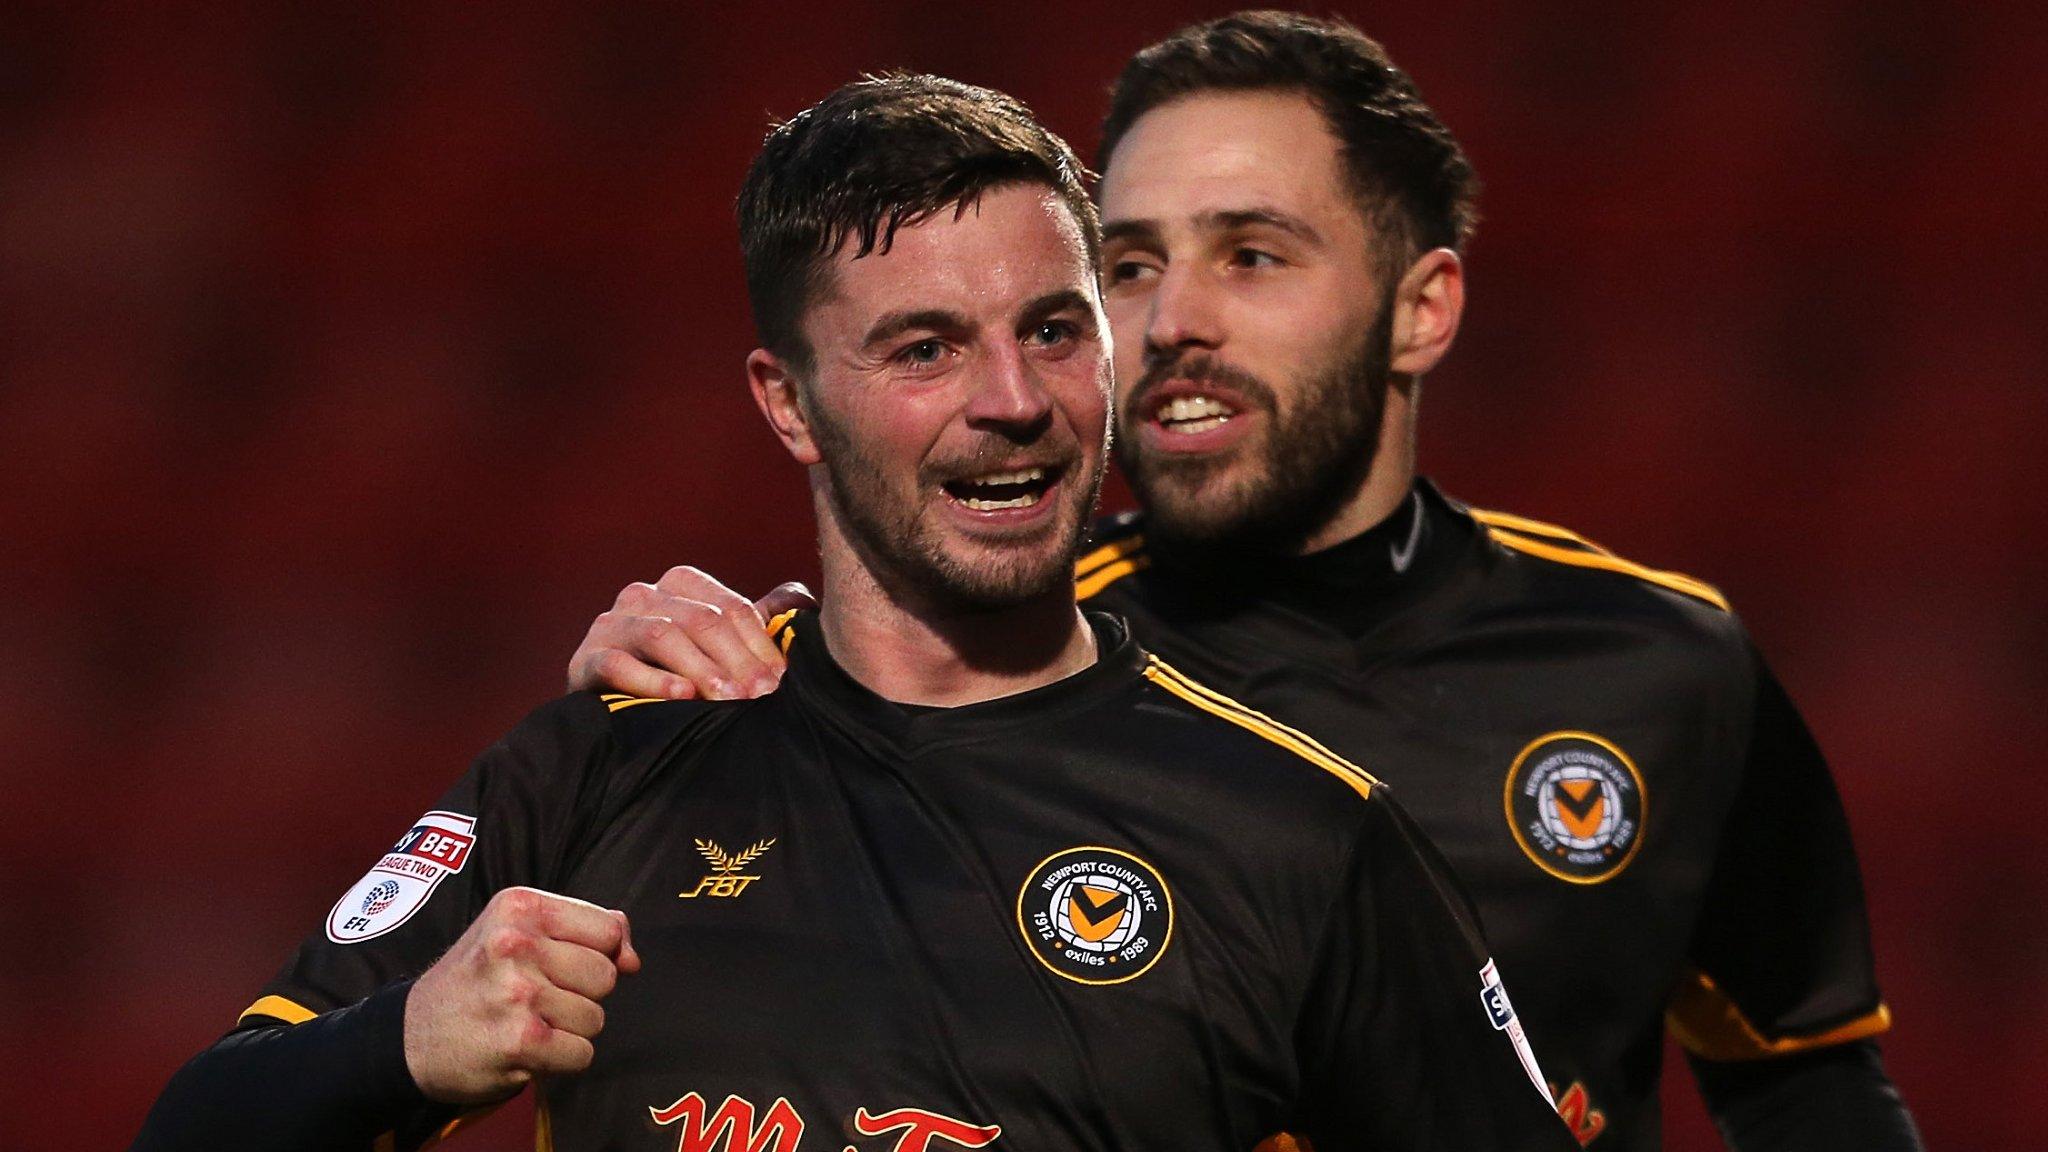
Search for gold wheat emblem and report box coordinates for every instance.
[681,837,778,899]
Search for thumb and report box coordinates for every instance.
[610,909,643,975]
[754,581,818,621]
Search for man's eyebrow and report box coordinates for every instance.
[1199,208,1324,245]
[862,308,970,347]
[1017,288,1096,327]
[1100,219,1162,248]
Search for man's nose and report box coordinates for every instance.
[1143,264,1224,357]
[965,344,1054,439]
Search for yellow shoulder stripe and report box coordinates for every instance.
[1076,534,1144,579]
[1666,968,1892,1061]
[605,696,668,713]
[766,608,800,653]
[1142,658,1380,800]
[1469,507,1612,554]
[1487,527,1730,612]
[1077,554,1149,600]
[239,994,317,1025]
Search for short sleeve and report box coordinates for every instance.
[241,692,617,1026]
[1291,789,1579,1152]
[1669,650,1892,1060]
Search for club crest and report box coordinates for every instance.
[1017,846,1172,985]
[1504,731,1646,884]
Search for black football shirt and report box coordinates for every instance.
[1076,479,1892,1150]
[218,612,1575,1152]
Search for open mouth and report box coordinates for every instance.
[1153,393,1238,436]
[941,465,1063,511]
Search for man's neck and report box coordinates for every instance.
[813,528,1098,708]
[1292,379,1419,556]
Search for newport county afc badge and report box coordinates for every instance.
[679,837,776,899]
[1018,846,1172,985]
[1505,731,1646,884]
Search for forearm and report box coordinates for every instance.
[132,980,438,1152]
[1691,1039,1923,1152]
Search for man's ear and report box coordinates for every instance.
[747,348,821,465]
[1387,248,1465,378]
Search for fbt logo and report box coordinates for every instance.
[648,1093,1000,1152]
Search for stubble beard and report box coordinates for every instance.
[1115,296,1394,557]
[807,407,1107,612]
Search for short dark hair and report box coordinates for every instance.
[1100,11,1478,274]
[738,73,1099,373]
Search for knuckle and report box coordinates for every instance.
[616,582,659,610]
[497,887,545,921]
[511,1012,554,1057]
[671,600,722,630]
[634,616,681,644]
[483,924,533,963]
[590,649,632,683]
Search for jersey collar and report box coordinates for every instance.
[777,609,1148,749]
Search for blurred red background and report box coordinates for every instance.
[2,2,2042,1148]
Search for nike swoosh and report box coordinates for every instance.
[1389,492,1424,573]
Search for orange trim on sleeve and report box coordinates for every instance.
[1666,968,1892,1061]
[238,994,317,1025]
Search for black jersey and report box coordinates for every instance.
[183,612,1575,1152]
[1076,480,1893,1151]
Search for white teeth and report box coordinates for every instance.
[968,467,1046,486]
[1156,395,1235,425]
[959,491,1043,511]
[1170,415,1229,435]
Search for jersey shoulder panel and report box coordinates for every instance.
[1076,513,1150,603]
[1137,654,1382,805]
[1466,501,1732,614]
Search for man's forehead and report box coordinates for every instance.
[1099,91,1348,225]
[825,186,1095,319]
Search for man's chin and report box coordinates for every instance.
[913,522,1089,610]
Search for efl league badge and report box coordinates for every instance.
[1018,846,1173,985]
[1505,731,1645,884]
[326,810,476,943]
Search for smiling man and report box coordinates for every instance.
[568,13,1921,1152]
[134,74,1577,1152]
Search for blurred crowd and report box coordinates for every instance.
[1,2,2041,1147]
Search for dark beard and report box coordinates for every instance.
[806,401,1102,611]
[1115,295,1394,556]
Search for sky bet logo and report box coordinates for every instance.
[393,822,473,870]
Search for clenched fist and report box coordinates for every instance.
[404,886,642,1103]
